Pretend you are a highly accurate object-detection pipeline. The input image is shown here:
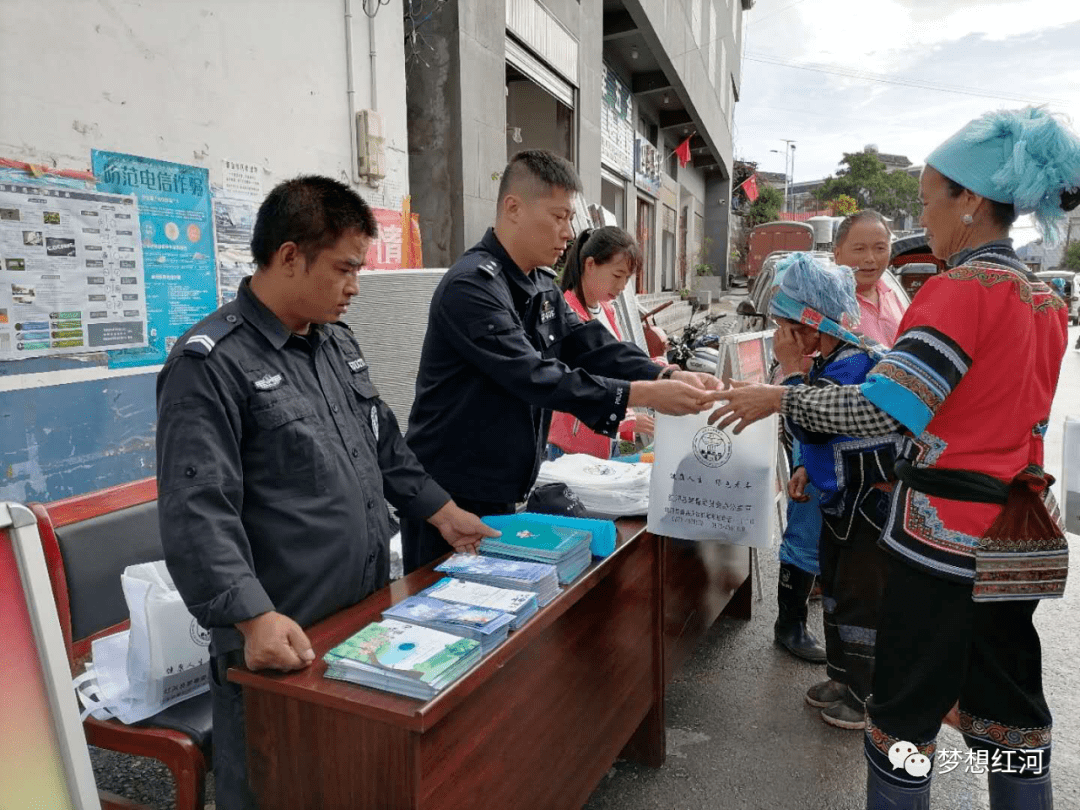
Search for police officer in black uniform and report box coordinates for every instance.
[403,150,721,572]
[156,176,496,810]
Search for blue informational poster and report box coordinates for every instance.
[92,150,217,368]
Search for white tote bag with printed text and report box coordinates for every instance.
[73,561,211,724]
[648,411,777,546]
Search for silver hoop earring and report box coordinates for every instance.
[961,214,974,225]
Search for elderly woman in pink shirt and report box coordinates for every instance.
[833,210,908,347]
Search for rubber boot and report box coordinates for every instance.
[866,767,930,810]
[774,562,826,663]
[988,769,1053,809]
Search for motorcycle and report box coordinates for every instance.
[665,312,728,374]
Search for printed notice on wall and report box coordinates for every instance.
[0,182,147,360]
[221,159,262,199]
[92,150,218,368]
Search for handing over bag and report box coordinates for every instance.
[73,560,211,724]
[648,410,778,546]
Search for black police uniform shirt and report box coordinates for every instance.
[156,277,450,656]
[406,228,664,504]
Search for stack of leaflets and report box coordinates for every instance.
[435,554,561,606]
[420,577,539,630]
[382,595,513,654]
[478,518,593,584]
[323,619,481,700]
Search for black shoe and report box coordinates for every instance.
[775,563,827,664]
[805,679,847,708]
[821,692,866,730]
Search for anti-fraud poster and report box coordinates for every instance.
[93,150,217,368]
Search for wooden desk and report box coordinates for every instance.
[231,521,751,810]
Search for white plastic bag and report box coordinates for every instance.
[73,561,210,724]
[648,411,777,546]
[536,454,651,516]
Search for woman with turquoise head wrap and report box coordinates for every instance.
[768,252,903,732]
[708,107,1077,810]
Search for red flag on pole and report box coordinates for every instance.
[741,174,759,202]
[675,136,692,169]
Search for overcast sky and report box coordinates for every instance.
[733,0,1080,244]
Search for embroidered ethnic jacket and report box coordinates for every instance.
[860,245,1069,588]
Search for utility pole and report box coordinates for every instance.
[789,142,797,214]
[771,140,796,215]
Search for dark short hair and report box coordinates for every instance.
[560,226,642,306]
[941,175,1018,230]
[251,175,378,268]
[496,150,582,210]
[834,209,891,248]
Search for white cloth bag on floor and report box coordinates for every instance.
[648,411,777,546]
[73,561,211,724]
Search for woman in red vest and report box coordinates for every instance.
[547,227,667,458]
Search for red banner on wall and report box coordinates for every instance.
[365,196,423,269]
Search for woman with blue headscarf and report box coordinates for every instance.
[769,253,904,731]
[709,107,1078,809]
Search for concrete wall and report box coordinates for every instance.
[409,0,606,266]
[0,0,409,502]
[407,0,506,267]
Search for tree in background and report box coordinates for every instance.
[1063,241,1080,270]
[829,194,859,216]
[746,184,784,227]
[813,152,920,223]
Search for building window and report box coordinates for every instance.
[637,115,658,148]
[601,177,626,228]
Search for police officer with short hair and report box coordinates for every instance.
[156,176,497,810]
[403,150,722,572]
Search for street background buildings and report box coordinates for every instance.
[406,0,748,296]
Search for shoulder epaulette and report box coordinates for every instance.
[476,258,502,278]
[182,312,242,358]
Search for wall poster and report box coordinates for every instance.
[0,182,147,360]
[92,150,217,367]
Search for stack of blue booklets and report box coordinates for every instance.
[478,514,593,585]
[419,577,539,630]
[382,595,513,654]
[435,554,561,606]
